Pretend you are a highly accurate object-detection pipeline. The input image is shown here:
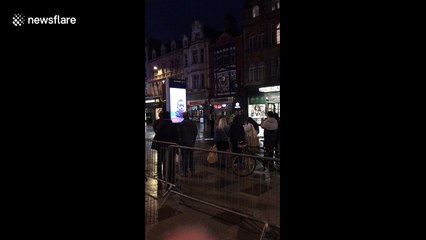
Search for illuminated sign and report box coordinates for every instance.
[166,79,187,123]
[234,102,241,109]
[259,86,280,93]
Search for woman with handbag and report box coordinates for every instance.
[214,117,230,168]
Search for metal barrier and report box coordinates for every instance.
[145,139,280,239]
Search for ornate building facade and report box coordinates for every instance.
[145,38,183,123]
[182,20,219,122]
[209,15,243,118]
[242,0,281,136]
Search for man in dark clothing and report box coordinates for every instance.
[230,115,246,154]
[209,113,215,138]
[152,111,178,182]
[273,113,280,155]
[177,112,198,177]
[152,111,164,133]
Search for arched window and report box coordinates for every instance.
[276,23,280,45]
[252,5,259,18]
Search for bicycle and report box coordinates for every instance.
[231,142,257,177]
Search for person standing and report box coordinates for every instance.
[214,117,230,168]
[246,117,259,135]
[209,112,215,138]
[177,112,198,177]
[273,113,280,156]
[152,111,178,181]
[244,118,260,155]
[153,111,164,133]
[230,115,246,154]
[261,111,278,158]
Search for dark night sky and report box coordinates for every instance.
[145,0,247,42]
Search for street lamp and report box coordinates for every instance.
[153,66,158,70]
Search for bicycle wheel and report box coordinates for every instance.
[231,155,256,177]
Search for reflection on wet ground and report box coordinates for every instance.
[145,123,280,240]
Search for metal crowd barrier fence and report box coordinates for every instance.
[145,139,280,239]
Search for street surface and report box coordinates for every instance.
[145,122,279,240]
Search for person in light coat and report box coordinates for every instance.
[261,111,278,157]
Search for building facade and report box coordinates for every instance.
[241,0,281,135]
[145,38,184,123]
[209,15,243,119]
[182,21,219,122]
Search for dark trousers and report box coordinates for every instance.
[181,148,194,174]
[264,130,278,158]
[231,141,243,164]
[231,142,243,154]
[216,141,229,167]
[157,146,175,183]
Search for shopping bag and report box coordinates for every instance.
[207,144,218,164]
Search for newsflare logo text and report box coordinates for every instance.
[12,13,77,27]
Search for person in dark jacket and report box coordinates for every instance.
[177,112,198,177]
[273,113,280,156]
[229,115,246,154]
[214,117,230,168]
[152,111,178,182]
[152,111,164,133]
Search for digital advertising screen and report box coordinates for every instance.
[169,87,186,123]
[166,79,187,123]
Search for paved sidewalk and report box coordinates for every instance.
[145,178,280,240]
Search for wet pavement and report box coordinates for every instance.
[145,123,280,240]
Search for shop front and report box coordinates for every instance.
[187,99,207,123]
[145,97,162,124]
[247,85,280,137]
[259,86,280,117]
[210,97,233,119]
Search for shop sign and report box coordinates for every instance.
[145,98,160,103]
[249,96,266,104]
[188,100,206,106]
[259,86,280,93]
[234,102,241,109]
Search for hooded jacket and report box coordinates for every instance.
[261,117,278,131]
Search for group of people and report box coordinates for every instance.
[213,111,280,167]
[152,110,198,180]
[151,109,280,181]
